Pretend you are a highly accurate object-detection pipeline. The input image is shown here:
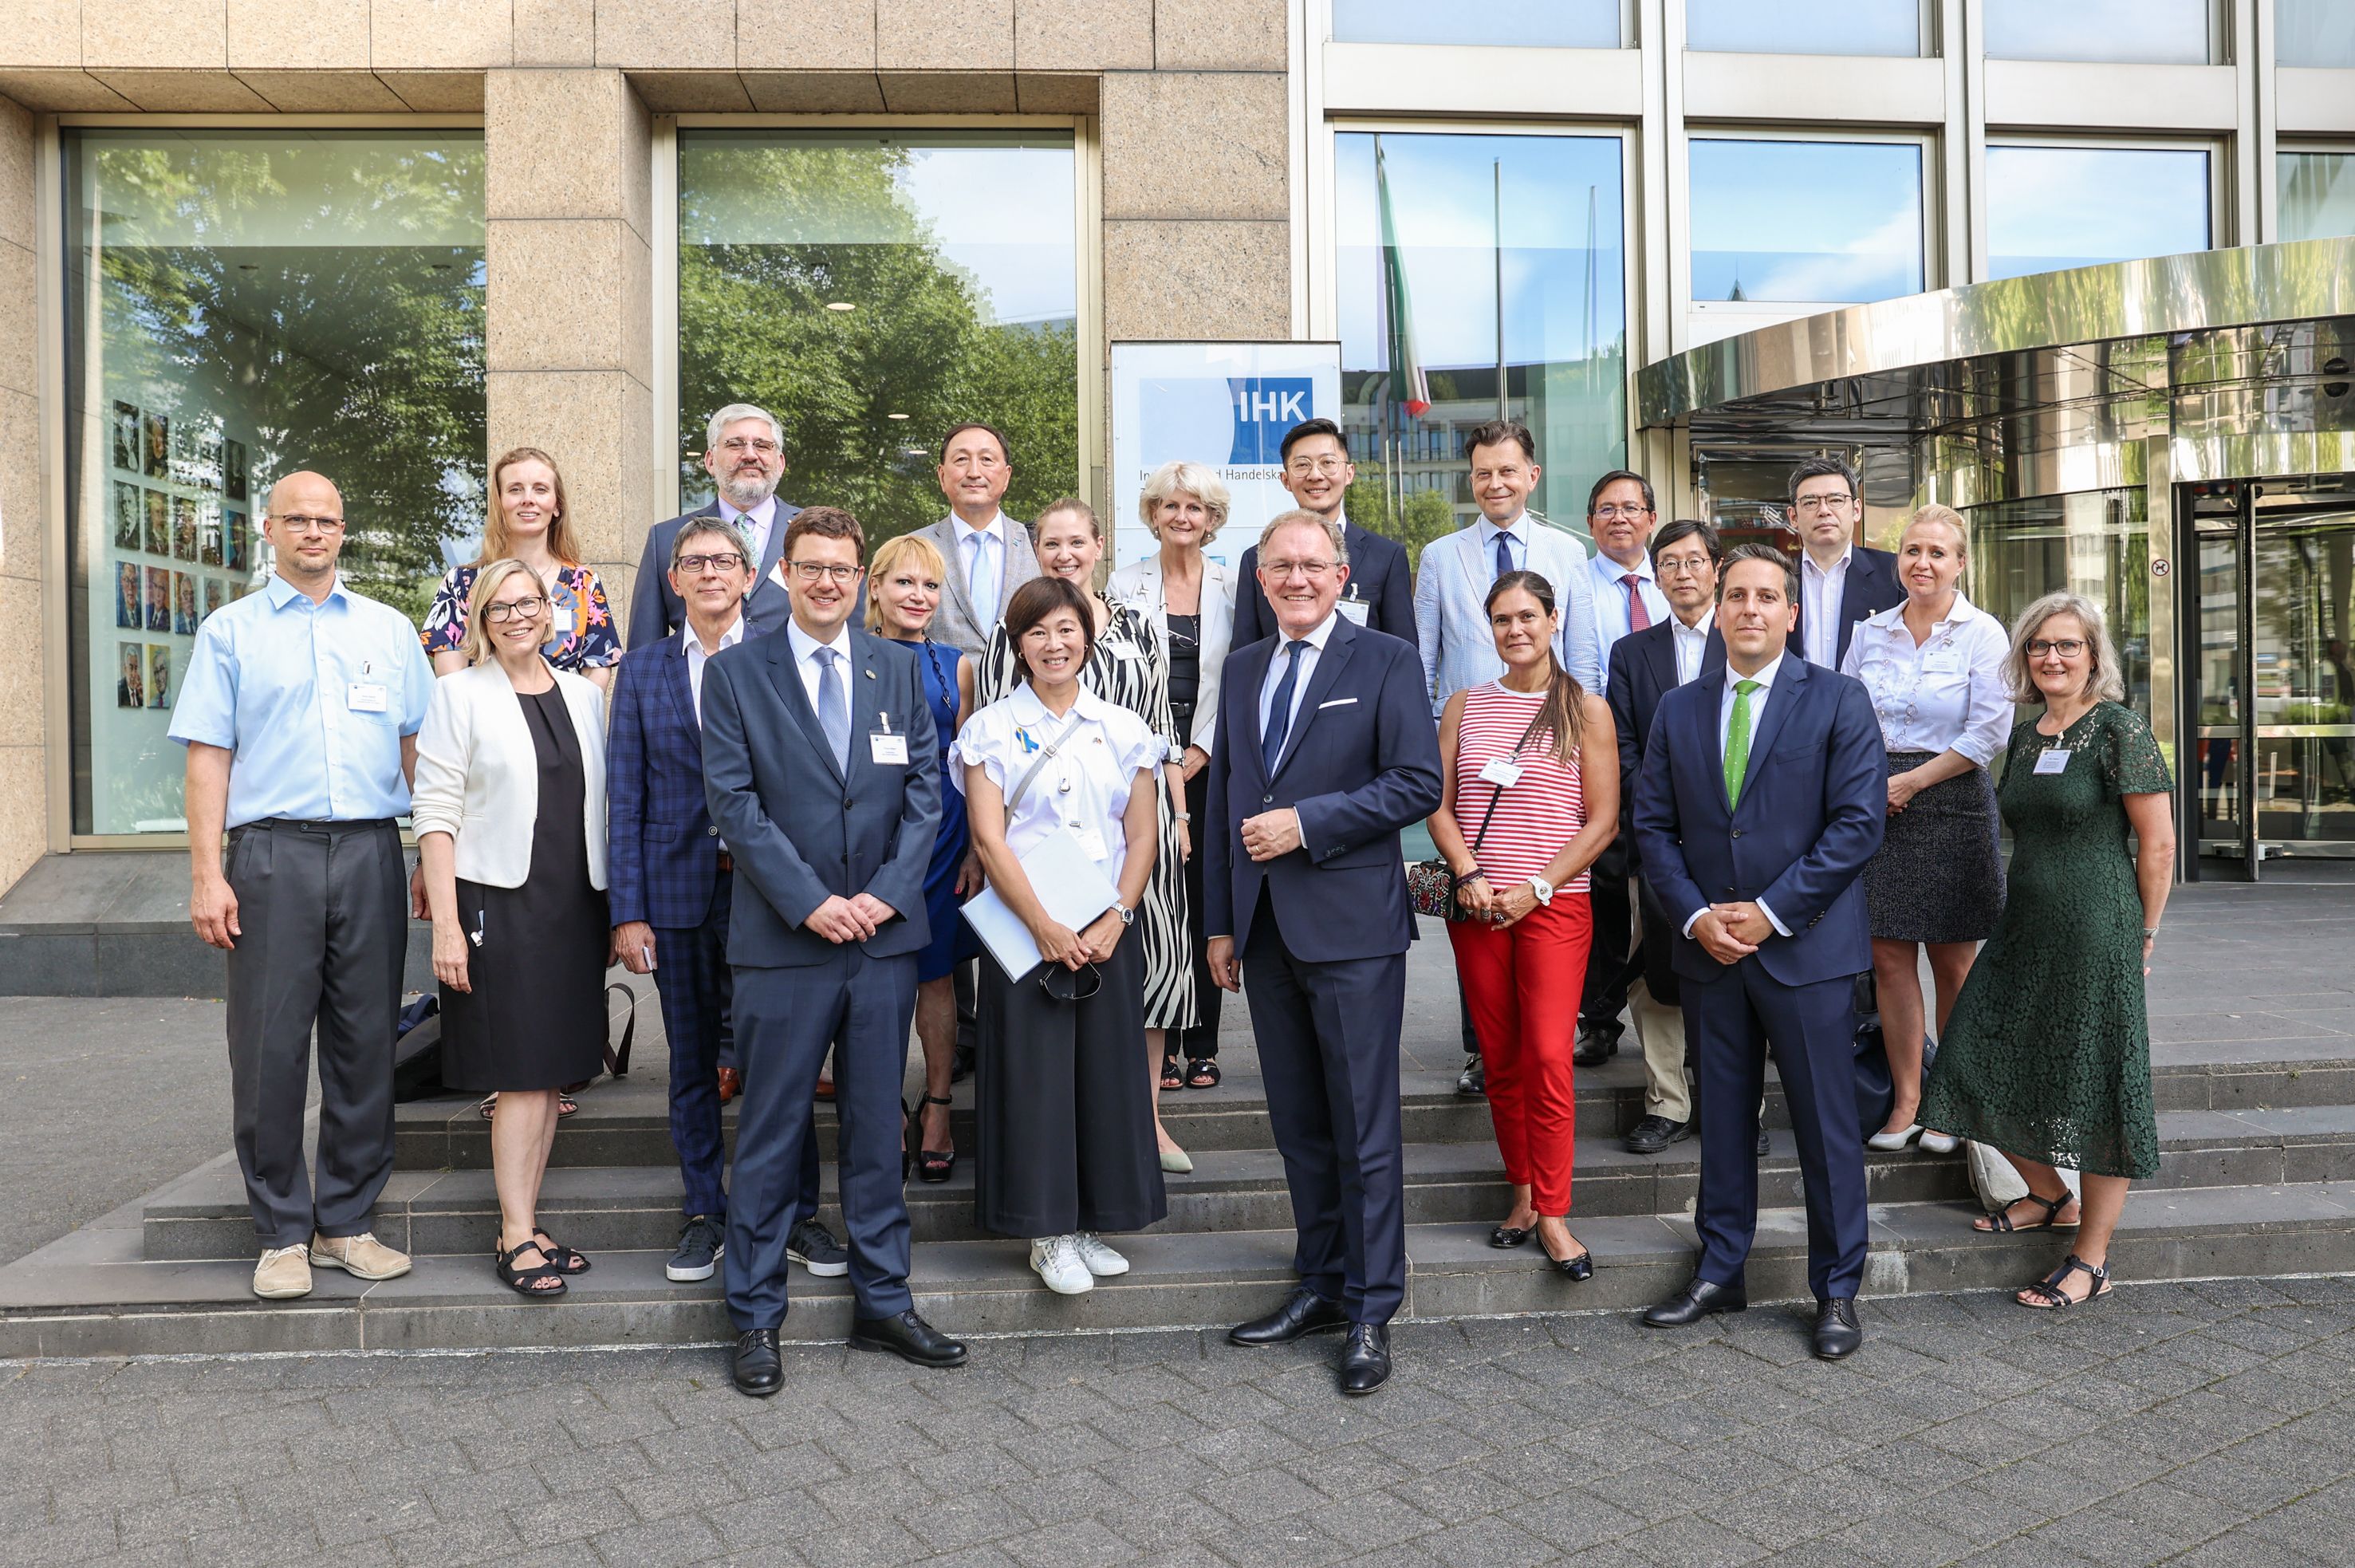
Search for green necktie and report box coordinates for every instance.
[1724,678,1762,807]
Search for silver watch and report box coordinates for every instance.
[1113,900,1136,926]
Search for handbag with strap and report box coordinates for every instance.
[1408,707,1545,922]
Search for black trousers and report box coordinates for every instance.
[1579,833,1636,1037]
[1173,765,1223,1058]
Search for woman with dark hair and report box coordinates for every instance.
[1427,569,1618,1282]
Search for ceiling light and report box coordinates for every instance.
[825,301,856,313]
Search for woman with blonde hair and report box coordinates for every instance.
[422,447,622,690]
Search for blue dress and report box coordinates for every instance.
[906,638,979,983]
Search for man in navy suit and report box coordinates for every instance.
[627,403,803,649]
[1231,420,1413,646]
[1787,455,1903,670]
[607,517,845,1288]
[1207,510,1443,1396]
[701,506,965,1394]
[1633,543,1886,1361]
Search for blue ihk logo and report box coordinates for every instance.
[1227,378,1313,464]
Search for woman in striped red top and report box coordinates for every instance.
[1428,569,1620,1282]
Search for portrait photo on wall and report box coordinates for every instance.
[144,566,170,632]
[113,483,141,551]
[199,505,223,567]
[116,643,143,710]
[141,410,168,479]
[195,427,223,494]
[171,496,197,562]
[223,510,247,573]
[145,644,171,711]
[172,573,197,636]
[115,562,141,629]
[224,439,246,502]
[143,490,169,556]
[112,403,140,473]
[203,577,223,622]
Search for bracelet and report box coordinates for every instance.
[1172,812,1191,821]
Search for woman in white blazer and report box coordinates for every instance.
[412,558,612,1300]
[1108,460,1238,1093]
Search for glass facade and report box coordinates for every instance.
[2280,152,2355,242]
[676,131,1077,542]
[1329,0,1620,49]
[1688,139,1926,307]
[1987,145,2211,280]
[61,129,486,837]
[2278,0,2355,68]
[1964,489,2155,727]
[1333,131,1627,561]
[1983,0,2211,65]
[1684,0,1921,57]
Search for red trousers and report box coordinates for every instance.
[1448,895,1592,1215]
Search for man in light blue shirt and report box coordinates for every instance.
[171,470,435,1302]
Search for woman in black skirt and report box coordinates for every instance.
[412,559,613,1298]
[959,577,1168,1297]
[1839,506,2012,1153]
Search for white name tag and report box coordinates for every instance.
[1922,652,1963,675]
[1106,640,1143,662]
[2034,747,2072,774]
[1073,825,1109,862]
[552,605,576,636]
[1336,599,1370,624]
[870,733,909,766]
[1479,758,1522,788]
[347,682,388,713]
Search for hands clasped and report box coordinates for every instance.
[1694,900,1774,965]
[805,892,898,944]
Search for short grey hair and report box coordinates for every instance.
[704,403,784,452]
[2004,591,2126,706]
[1139,460,1233,544]
[671,516,753,571]
[1256,509,1348,566]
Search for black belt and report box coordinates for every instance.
[242,817,398,835]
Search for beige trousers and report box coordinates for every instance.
[1625,898,1692,1124]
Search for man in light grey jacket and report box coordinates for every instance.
[905,421,1041,657]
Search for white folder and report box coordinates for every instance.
[959,827,1122,983]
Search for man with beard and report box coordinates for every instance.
[628,403,803,648]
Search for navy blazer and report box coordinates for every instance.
[1791,544,1903,668]
[1232,521,1413,648]
[626,502,802,651]
[1605,618,1725,865]
[605,634,727,931]
[700,626,939,967]
[1632,654,1885,988]
[1204,617,1443,964]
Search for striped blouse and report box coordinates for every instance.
[1449,681,1590,892]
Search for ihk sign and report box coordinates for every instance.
[1228,379,1313,464]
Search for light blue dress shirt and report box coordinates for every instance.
[1587,549,1673,680]
[169,573,435,827]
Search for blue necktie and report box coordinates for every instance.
[816,647,849,772]
[1494,529,1514,581]
[1262,640,1309,774]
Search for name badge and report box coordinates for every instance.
[1072,825,1109,862]
[348,682,388,713]
[1922,652,1963,675]
[1106,640,1143,663]
[1336,599,1370,624]
[871,733,909,766]
[2033,747,2072,774]
[552,605,576,636]
[1478,758,1522,788]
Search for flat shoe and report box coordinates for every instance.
[1159,1144,1193,1174]
[1488,1224,1533,1249]
[1865,1123,1922,1151]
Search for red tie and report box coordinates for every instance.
[1622,573,1652,632]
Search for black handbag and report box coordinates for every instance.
[1409,710,1543,922]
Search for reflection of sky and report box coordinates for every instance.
[1330,0,1617,46]
[1988,146,2210,281]
[1685,0,1917,56]
[1983,0,2209,63]
[2280,154,2355,243]
[2279,0,2355,65]
[1334,132,1624,372]
[1689,140,1922,303]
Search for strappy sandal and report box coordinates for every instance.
[532,1228,591,1274]
[494,1239,568,1298]
[1973,1190,2077,1233]
[2018,1252,2113,1310]
[1184,1057,1221,1089]
[914,1093,955,1184]
[1159,1055,1185,1092]
[478,1093,578,1120]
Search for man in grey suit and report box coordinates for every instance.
[906,421,1041,657]
[627,402,802,649]
[701,505,967,1395]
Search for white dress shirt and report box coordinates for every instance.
[956,684,1164,878]
[1258,609,1339,750]
[1670,608,1713,687]
[1588,550,1672,679]
[1684,651,1793,940]
[954,511,1009,623]
[1800,547,1852,669]
[681,612,746,727]
[719,495,779,569]
[1839,591,2013,767]
[786,617,853,724]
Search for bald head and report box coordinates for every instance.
[262,470,348,596]
[266,471,340,519]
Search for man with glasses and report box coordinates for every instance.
[1787,455,1902,671]
[701,506,966,1393]
[1233,418,1412,647]
[910,422,1040,656]
[171,471,435,1301]
[628,403,803,649]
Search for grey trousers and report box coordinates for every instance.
[223,818,408,1248]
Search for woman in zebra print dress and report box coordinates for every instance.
[976,498,1200,1174]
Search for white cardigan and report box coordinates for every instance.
[1106,552,1236,755]
[410,661,609,891]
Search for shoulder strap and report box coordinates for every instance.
[1006,710,1088,815]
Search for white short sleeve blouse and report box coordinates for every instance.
[955,684,1165,879]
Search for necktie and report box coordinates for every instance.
[1262,640,1310,774]
[965,531,996,620]
[1723,678,1761,807]
[1622,573,1652,632]
[816,647,850,772]
[1493,530,1514,581]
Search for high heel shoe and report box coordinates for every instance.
[913,1093,955,1184]
[1865,1122,1923,1152]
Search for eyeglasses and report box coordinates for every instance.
[274,514,345,535]
[1039,962,1103,1003]
[1286,456,1350,476]
[676,552,746,573]
[1793,494,1856,514]
[1656,554,1715,577]
[790,561,860,584]
[2026,638,2087,658]
[1262,558,1337,580]
[484,596,547,623]
[1592,505,1654,522]
[718,437,780,457]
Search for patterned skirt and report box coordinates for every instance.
[1862,751,2006,944]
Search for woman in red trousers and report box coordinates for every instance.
[1428,569,1619,1282]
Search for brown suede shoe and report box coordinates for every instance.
[309,1231,412,1281]
[253,1245,313,1299]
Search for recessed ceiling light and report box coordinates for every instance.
[887,412,909,420]
[825,301,856,313]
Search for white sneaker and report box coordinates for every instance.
[1070,1233,1129,1278]
[1030,1235,1093,1294]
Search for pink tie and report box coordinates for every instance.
[1622,574,1652,632]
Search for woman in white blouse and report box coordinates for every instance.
[1841,505,2012,1153]
[959,576,1169,1297]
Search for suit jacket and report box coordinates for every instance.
[1632,654,1885,988]
[605,631,729,930]
[410,663,609,890]
[1605,617,1726,865]
[700,625,939,967]
[1792,544,1903,668]
[1414,520,1603,711]
[1232,518,1413,649]
[909,514,1041,657]
[1105,554,1237,756]
[626,501,801,651]
[1204,616,1444,963]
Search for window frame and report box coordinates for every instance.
[1983,133,2230,282]
[2272,140,2355,243]
[1981,0,2225,68]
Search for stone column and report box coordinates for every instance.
[0,95,45,881]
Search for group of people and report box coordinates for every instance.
[169,400,2176,1398]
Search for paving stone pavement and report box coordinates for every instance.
[7,1274,2355,1568]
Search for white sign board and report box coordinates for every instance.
[1109,341,1344,573]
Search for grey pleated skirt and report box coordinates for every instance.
[1863,751,2006,944]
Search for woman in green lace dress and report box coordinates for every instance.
[1920,593,2176,1310]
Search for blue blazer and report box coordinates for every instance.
[1232,521,1413,649]
[1792,544,1903,668]
[700,626,939,967]
[626,502,801,651]
[1204,617,1443,964]
[605,634,727,931]
[1632,654,1886,987]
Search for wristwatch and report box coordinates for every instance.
[1527,876,1555,907]
[1113,900,1136,926]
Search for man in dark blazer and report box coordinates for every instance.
[1231,420,1412,646]
[1633,543,1886,1361]
[1207,510,1444,1397]
[627,403,801,649]
[1786,455,1902,670]
[701,506,965,1395]
[607,516,845,1289]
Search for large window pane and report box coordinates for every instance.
[62,129,485,837]
[2280,152,2355,242]
[1689,139,1924,303]
[1983,0,2211,64]
[1331,0,1619,47]
[1685,0,1921,57]
[2278,0,2355,66]
[678,132,1077,541]
[1965,489,2153,727]
[1334,132,1627,562]
[1987,146,2211,280]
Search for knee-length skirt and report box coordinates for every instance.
[1863,751,2006,944]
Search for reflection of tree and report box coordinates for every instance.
[678,144,1077,542]
[1345,464,1455,569]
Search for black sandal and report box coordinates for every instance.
[1159,1054,1185,1092]
[1973,1190,2077,1233]
[2018,1252,2112,1310]
[1184,1057,1221,1089]
[914,1093,955,1184]
[494,1239,568,1298]
[532,1228,591,1274]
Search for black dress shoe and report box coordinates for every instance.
[1229,1284,1349,1345]
[1572,1026,1621,1066]
[1814,1297,1862,1360]
[1642,1276,1747,1327]
[849,1309,967,1368]
[1623,1114,1690,1155]
[1337,1323,1391,1394]
[731,1327,782,1397]
[1455,1052,1486,1098]
[1755,1125,1772,1158]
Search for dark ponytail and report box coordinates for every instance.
[1483,569,1585,766]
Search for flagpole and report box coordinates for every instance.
[1494,159,1507,423]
